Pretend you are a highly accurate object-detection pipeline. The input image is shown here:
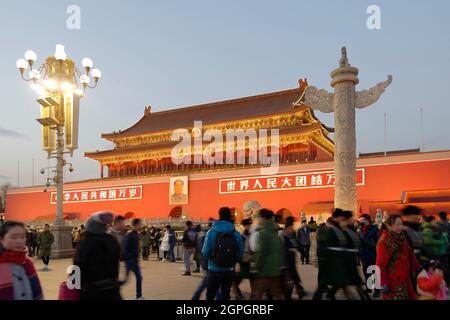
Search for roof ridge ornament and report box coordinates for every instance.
[298,78,308,92]
[144,105,152,116]
[292,78,309,107]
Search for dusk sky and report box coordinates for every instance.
[1,0,449,188]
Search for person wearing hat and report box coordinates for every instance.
[401,205,424,262]
[313,208,352,300]
[74,211,122,300]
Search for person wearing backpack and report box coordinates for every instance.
[181,221,197,276]
[202,207,244,301]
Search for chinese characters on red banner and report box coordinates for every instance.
[50,185,143,204]
[219,169,365,194]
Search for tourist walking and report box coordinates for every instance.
[313,209,351,300]
[167,225,177,262]
[376,214,421,300]
[108,215,126,259]
[308,217,318,232]
[297,219,311,264]
[149,226,161,260]
[193,224,203,273]
[341,212,370,300]
[74,212,122,300]
[0,221,44,300]
[416,260,448,300]
[160,226,170,261]
[37,224,54,271]
[281,216,306,300]
[141,228,150,261]
[233,218,253,300]
[401,205,424,262]
[438,211,450,285]
[181,221,197,276]
[422,215,448,283]
[78,224,87,242]
[71,227,79,249]
[251,208,285,300]
[202,207,243,301]
[191,218,222,300]
[25,226,33,257]
[123,218,145,300]
[30,228,38,257]
[359,213,380,298]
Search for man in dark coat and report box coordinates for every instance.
[401,205,424,294]
[297,220,311,264]
[123,218,144,299]
[282,216,306,299]
[341,212,370,300]
[74,212,122,300]
[313,208,351,300]
[181,221,197,276]
[401,205,424,261]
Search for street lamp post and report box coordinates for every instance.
[16,44,101,258]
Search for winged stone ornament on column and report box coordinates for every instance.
[356,75,393,109]
[304,75,392,112]
[303,86,334,113]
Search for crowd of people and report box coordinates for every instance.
[313,206,449,300]
[0,205,449,300]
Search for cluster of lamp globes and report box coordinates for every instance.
[15,44,101,98]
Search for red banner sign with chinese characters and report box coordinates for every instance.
[50,185,143,204]
[219,169,365,194]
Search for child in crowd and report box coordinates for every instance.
[417,260,448,300]
[0,221,44,300]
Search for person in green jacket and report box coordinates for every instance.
[422,216,449,263]
[251,208,285,300]
[37,224,54,271]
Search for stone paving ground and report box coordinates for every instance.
[34,255,322,300]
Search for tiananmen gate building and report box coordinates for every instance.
[4,82,450,223]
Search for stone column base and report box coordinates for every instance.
[50,224,75,259]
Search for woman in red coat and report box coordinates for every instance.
[376,214,421,300]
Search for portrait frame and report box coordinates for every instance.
[169,176,189,205]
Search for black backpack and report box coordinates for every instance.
[212,231,237,268]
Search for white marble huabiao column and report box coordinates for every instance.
[330,49,359,213]
[304,47,392,213]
